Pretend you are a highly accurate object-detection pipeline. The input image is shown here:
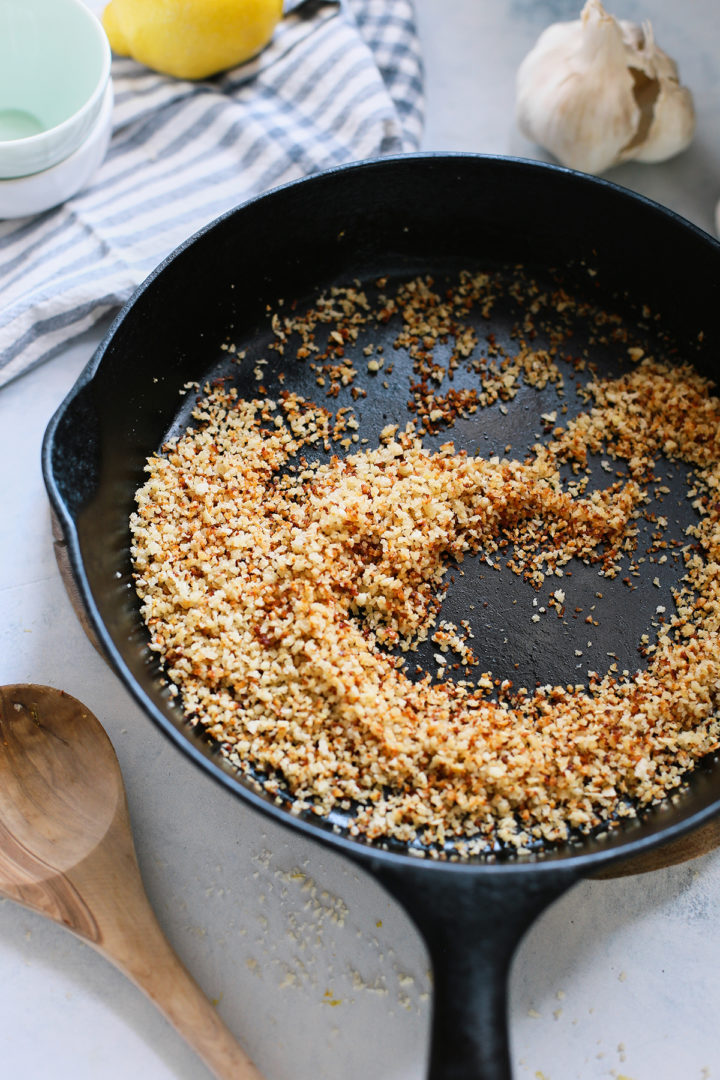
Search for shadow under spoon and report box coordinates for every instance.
[0,683,264,1080]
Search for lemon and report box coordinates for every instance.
[102,0,284,80]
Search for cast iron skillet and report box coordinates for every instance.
[43,155,720,1079]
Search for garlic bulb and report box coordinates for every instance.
[516,0,695,175]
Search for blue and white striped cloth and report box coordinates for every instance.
[0,0,424,387]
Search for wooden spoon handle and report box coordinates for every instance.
[95,883,263,1080]
[64,799,265,1080]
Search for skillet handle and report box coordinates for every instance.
[367,861,580,1080]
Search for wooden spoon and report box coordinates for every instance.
[0,684,264,1080]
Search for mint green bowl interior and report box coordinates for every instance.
[0,0,110,178]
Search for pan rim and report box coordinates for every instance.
[42,151,720,877]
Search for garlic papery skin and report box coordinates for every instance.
[516,0,695,175]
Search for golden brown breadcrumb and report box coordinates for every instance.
[130,272,720,855]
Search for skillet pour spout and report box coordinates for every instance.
[42,153,720,1079]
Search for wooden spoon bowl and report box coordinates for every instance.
[0,684,263,1080]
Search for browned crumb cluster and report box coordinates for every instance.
[130,274,720,854]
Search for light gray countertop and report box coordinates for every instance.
[1,2,719,1078]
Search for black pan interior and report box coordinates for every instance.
[45,154,720,867]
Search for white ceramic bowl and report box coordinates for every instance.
[0,79,113,219]
[0,0,111,180]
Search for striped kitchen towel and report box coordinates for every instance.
[0,0,424,387]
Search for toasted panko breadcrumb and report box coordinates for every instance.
[130,277,720,854]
